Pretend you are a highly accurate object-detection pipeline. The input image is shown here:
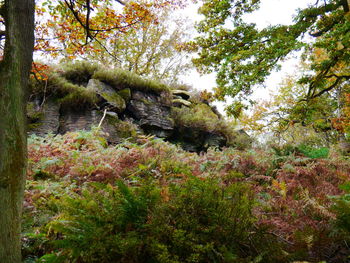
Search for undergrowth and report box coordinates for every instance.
[23,129,350,263]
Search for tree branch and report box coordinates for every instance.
[309,16,341,37]
[309,75,350,99]
[64,0,141,37]
[115,0,126,5]
[340,0,349,12]
[0,3,5,18]
[94,37,122,63]
[85,0,91,42]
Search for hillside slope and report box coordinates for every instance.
[23,129,350,263]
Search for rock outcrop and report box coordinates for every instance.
[127,90,174,138]
[28,62,251,152]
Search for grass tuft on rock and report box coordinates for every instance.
[171,103,250,148]
[92,68,170,94]
[60,61,99,85]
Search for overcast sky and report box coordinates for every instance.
[182,0,314,105]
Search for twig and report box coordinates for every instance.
[98,108,107,128]
[267,231,294,245]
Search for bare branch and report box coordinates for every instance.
[115,0,126,5]
[63,0,141,37]
[85,0,91,42]
[94,37,122,63]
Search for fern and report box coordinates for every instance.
[331,182,350,234]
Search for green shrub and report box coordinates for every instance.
[271,144,296,157]
[171,104,249,149]
[147,178,270,263]
[227,130,253,150]
[171,103,219,132]
[43,181,159,263]
[296,144,329,159]
[38,178,282,263]
[112,119,138,139]
[22,180,80,261]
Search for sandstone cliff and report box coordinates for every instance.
[28,61,251,151]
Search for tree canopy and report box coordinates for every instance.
[240,66,341,145]
[193,0,350,117]
[34,0,187,59]
[82,9,192,85]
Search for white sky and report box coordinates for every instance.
[181,0,314,108]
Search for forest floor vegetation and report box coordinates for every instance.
[22,129,350,263]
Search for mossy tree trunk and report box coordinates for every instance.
[0,0,34,262]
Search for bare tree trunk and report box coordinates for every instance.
[0,0,34,262]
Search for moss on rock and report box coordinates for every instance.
[92,68,170,94]
[117,88,131,101]
[172,98,191,107]
[27,102,44,121]
[100,92,126,112]
[171,103,250,148]
[106,116,138,139]
[60,61,99,85]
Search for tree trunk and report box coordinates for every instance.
[0,0,34,262]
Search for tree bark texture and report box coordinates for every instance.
[0,0,34,262]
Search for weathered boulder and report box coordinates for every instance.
[172,98,191,107]
[57,107,135,143]
[117,88,131,102]
[87,79,126,112]
[204,133,227,149]
[127,91,174,138]
[172,89,191,100]
[28,99,60,136]
[58,108,101,134]
[101,115,138,144]
[170,127,227,152]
